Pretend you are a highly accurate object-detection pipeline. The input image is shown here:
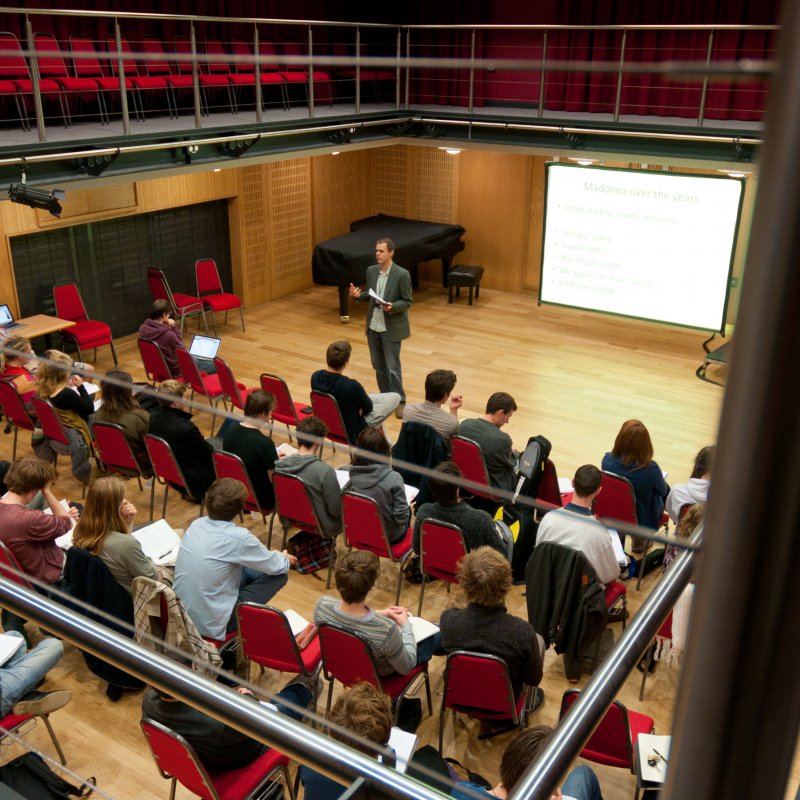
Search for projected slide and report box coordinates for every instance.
[539,164,744,331]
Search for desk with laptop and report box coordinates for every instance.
[0,304,75,340]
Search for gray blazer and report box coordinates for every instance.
[358,262,413,342]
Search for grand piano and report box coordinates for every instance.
[312,214,466,321]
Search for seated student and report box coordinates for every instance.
[401,369,463,446]
[601,419,669,535]
[300,682,393,800]
[412,462,507,557]
[142,674,315,773]
[313,550,440,676]
[72,476,160,595]
[440,547,545,708]
[138,300,183,379]
[95,370,152,477]
[274,416,343,540]
[147,379,215,502]
[174,478,295,641]
[33,349,94,486]
[666,445,714,523]
[0,632,72,718]
[221,389,279,510]
[0,335,37,410]
[536,465,625,588]
[451,725,602,800]
[344,427,411,544]
[310,340,400,444]
[458,392,519,494]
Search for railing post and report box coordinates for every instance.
[538,30,548,118]
[395,27,402,110]
[25,16,46,142]
[254,25,262,123]
[190,23,202,128]
[614,27,627,122]
[404,28,411,110]
[307,26,315,119]
[355,27,361,113]
[114,20,131,135]
[468,28,476,113]
[698,30,715,127]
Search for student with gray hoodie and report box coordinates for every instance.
[274,416,342,539]
[343,427,411,544]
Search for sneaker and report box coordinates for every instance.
[395,403,406,419]
[283,664,323,709]
[12,690,72,716]
[529,687,545,713]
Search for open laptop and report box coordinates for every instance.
[0,304,23,331]
[188,334,221,360]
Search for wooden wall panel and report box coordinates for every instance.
[524,155,547,290]
[230,164,271,307]
[372,146,409,217]
[415,147,458,224]
[455,150,533,293]
[311,150,372,244]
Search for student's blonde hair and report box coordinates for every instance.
[73,476,129,554]
[34,350,73,397]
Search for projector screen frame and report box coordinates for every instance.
[537,162,745,335]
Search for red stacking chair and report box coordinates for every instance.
[147,267,208,335]
[33,32,105,125]
[258,41,307,92]
[451,434,504,509]
[212,450,275,535]
[309,389,350,453]
[214,357,255,413]
[175,347,230,436]
[272,471,336,585]
[260,373,312,442]
[358,44,396,101]
[53,282,117,365]
[141,717,293,800]
[237,603,321,710]
[281,42,332,105]
[559,689,655,774]
[139,37,195,117]
[231,40,287,110]
[144,433,204,520]
[173,36,234,116]
[138,338,173,385]
[31,396,90,497]
[195,258,245,335]
[318,623,432,723]
[0,378,36,458]
[203,39,239,114]
[106,34,172,118]
[535,458,564,519]
[0,539,38,632]
[342,491,413,604]
[439,651,534,751]
[417,518,467,616]
[69,33,136,121]
[94,420,151,489]
[0,30,66,130]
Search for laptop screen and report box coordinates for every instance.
[188,334,221,360]
[0,304,14,326]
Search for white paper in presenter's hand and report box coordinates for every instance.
[368,288,388,305]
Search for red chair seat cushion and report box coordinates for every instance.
[272,402,313,428]
[605,580,627,607]
[199,74,231,87]
[380,663,426,700]
[388,528,414,561]
[202,293,241,312]
[196,373,226,398]
[63,319,111,347]
[210,748,287,799]
[172,293,204,311]
[299,636,322,672]
[0,712,30,730]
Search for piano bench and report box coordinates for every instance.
[448,265,485,305]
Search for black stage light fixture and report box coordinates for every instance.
[7,183,66,218]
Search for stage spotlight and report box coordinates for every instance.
[7,183,65,218]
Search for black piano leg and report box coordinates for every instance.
[410,263,420,289]
[441,257,452,288]
[338,285,350,323]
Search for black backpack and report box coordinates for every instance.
[513,434,553,503]
[0,752,94,798]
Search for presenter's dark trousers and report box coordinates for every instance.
[367,328,405,402]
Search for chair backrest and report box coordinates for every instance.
[260,373,300,427]
[451,435,497,500]
[257,41,281,72]
[105,34,138,76]
[213,358,244,410]
[69,34,105,78]
[559,689,636,769]
[137,338,172,385]
[175,347,209,396]
[53,282,88,323]
[204,39,231,75]
[272,471,321,534]
[33,33,69,79]
[419,519,467,583]
[318,623,381,690]
[0,32,29,80]
[0,379,36,430]
[144,434,189,492]
[146,267,174,307]
[231,40,255,74]
[31,397,71,446]
[141,718,220,799]
[94,421,142,475]
[140,37,172,76]
[281,41,308,71]
[342,491,392,558]
[212,450,262,513]
[536,458,563,510]
[0,540,35,591]
[195,258,223,295]
[237,603,304,673]
[595,471,638,526]
[443,651,517,717]
[309,390,350,445]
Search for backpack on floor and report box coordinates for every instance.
[288,532,335,574]
[0,752,94,798]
